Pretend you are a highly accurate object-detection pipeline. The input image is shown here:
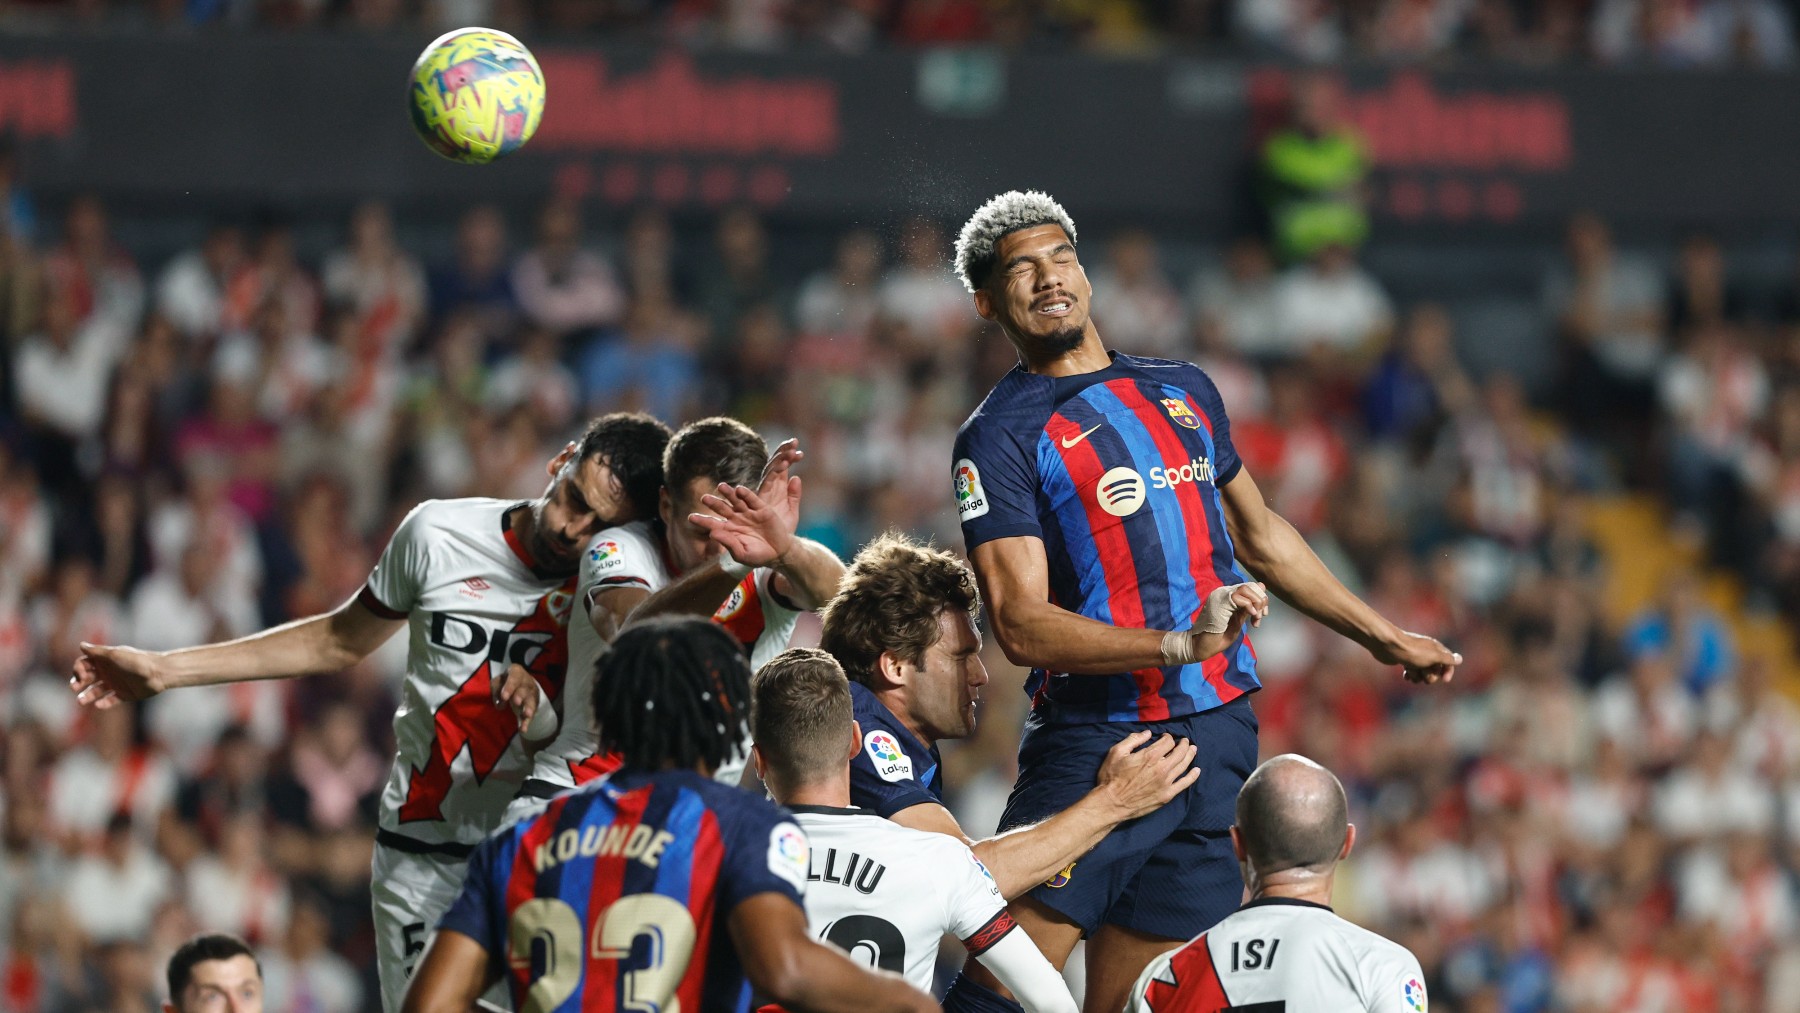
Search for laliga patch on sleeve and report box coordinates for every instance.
[767,822,810,893]
[954,459,989,521]
[1402,978,1427,1012]
[587,539,626,575]
[863,730,915,783]
[969,850,1001,900]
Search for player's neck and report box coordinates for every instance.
[1020,329,1110,378]
[876,687,936,749]
[1249,871,1336,909]
[778,775,853,810]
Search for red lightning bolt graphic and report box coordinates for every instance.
[399,579,575,824]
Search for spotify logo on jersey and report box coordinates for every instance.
[1096,467,1145,517]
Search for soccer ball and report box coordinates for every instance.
[408,28,546,165]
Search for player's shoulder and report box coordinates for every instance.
[1252,901,1419,969]
[959,365,1054,440]
[400,496,506,527]
[1117,353,1218,390]
[584,519,667,586]
[589,519,660,559]
[667,769,793,825]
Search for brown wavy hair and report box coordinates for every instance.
[818,532,980,687]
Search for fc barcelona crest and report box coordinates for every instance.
[1161,398,1201,429]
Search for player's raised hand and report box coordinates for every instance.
[693,480,801,570]
[69,642,166,709]
[493,662,557,743]
[751,438,805,534]
[1095,730,1201,820]
[1373,632,1462,685]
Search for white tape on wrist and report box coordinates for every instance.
[718,551,753,580]
[521,681,557,741]
[1161,630,1198,667]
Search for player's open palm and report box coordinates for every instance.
[1096,730,1201,819]
[694,444,804,569]
[69,642,165,709]
[1373,632,1462,685]
[754,438,806,529]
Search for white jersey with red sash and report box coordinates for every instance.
[359,498,578,849]
[526,518,802,792]
[1126,898,1428,1013]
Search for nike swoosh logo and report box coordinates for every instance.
[1061,424,1103,448]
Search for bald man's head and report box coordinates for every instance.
[1234,754,1350,876]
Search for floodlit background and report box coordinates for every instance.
[1,4,1799,1012]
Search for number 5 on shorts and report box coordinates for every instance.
[509,895,697,1013]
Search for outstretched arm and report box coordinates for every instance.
[891,731,1198,899]
[70,593,404,708]
[971,536,1267,675]
[1220,467,1460,684]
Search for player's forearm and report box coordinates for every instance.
[972,787,1130,899]
[764,940,937,1013]
[771,538,844,610]
[158,607,379,690]
[623,562,740,627]
[1233,511,1403,655]
[978,931,1080,1013]
[989,600,1172,675]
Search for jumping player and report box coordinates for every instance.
[749,647,1077,1013]
[512,417,842,810]
[1125,755,1429,1013]
[948,191,1460,1013]
[69,413,673,1012]
[816,532,1199,900]
[403,618,938,1013]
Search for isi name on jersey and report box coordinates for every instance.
[1124,898,1429,1013]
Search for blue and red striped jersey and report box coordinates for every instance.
[954,352,1260,724]
[439,769,810,1013]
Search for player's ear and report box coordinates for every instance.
[1229,825,1246,864]
[547,441,577,477]
[972,288,995,322]
[847,719,863,762]
[1341,823,1356,862]
[751,744,770,787]
[874,651,907,689]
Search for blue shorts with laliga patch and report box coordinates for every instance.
[997,695,1258,941]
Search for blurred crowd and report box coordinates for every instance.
[0,131,1796,1011]
[0,0,1794,67]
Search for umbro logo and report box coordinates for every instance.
[459,577,490,599]
[1061,424,1103,448]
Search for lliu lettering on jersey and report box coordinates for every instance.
[808,847,887,894]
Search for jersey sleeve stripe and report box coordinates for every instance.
[356,584,407,620]
[962,909,1018,957]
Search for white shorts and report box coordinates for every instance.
[370,840,478,1013]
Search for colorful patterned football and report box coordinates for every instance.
[408,28,545,164]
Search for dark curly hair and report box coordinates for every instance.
[574,412,672,520]
[818,532,980,687]
[593,616,752,774]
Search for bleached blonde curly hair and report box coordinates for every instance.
[953,190,1078,293]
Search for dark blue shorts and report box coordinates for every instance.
[997,695,1259,941]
